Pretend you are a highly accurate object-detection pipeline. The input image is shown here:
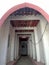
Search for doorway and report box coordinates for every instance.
[19,37,28,56]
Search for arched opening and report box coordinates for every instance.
[0,3,49,26]
[0,3,49,65]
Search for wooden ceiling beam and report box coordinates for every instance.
[10,20,40,27]
[15,30,34,32]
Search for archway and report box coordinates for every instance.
[0,2,49,65]
[0,2,49,26]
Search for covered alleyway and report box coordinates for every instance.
[0,7,49,65]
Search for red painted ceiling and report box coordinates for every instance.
[17,34,31,35]
[19,37,29,41]
[18,34,30,41]
[10,20,39,27]
[15,30,34,32]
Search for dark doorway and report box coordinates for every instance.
[19,37,28,56]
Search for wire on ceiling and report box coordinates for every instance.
[36,22,48,45]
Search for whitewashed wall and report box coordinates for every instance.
[34,16,49,65]
[6,24,15,63]
[39,17,49,65]
[35,21,45,63]
[0,20,10,65]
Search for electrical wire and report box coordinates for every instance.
[36,22,48,45]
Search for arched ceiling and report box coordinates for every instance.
[10,7,41,16]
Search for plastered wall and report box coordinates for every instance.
[0,20,10,65]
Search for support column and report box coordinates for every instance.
[31,33,36,60]
[10,28,15,61]
[34,27,40,62]
[14,34,17,60]
[28,37,31,57]
[14,34,19,60]
[0,21,10,65]
[28,39,30,56]
[16,36,19,59]
[28,36,33,58]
